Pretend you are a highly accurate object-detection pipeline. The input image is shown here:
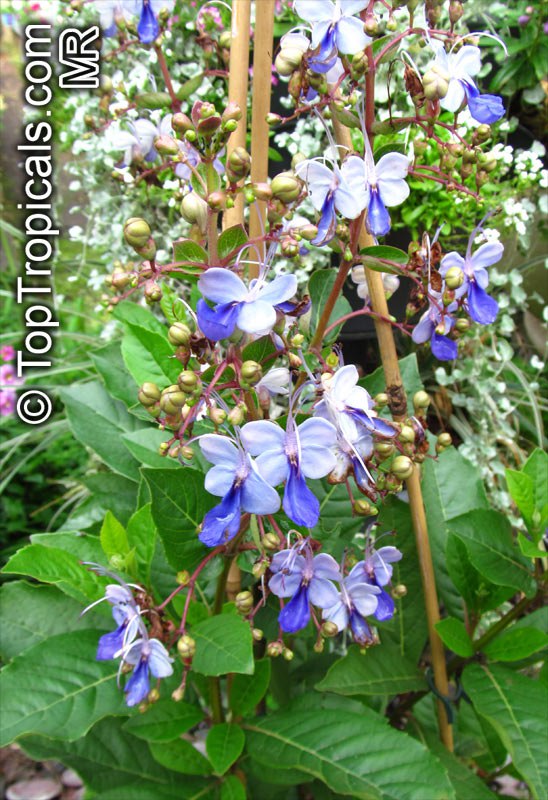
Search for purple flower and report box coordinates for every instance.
[323,567,380,644]
[106,118,159,166]
[241,417,337,528]
[330,432,375,494]
[0,345,15,362]
[199,434,281,547]
[0,389,16,417]
[120,637,173,706]
[0,363,23,388]
[295,157,367,245]
[440,240,502,325]
[343,152,410,237]
[314,364,397,442]
[294,0,371,62]
[269,542,341,632]
[197,269,298,341]
[82,584,140,661]
[412,285,458,361]
[350,545,402,621]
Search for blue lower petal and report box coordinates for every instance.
[137,2,160,44]
[103,22,117,37]
[349,408,397,438]
[374,589,395,622]
[467,281,499,325]
[312,193,337,246]
[199,484,242,547]
[352,457,374,492]
[309,27,338,74]
[367,189,391,237]
[96,623,126,660]
[463,82,505,124]
[197,299,241,341]
[431,332,458,361]
[279,583,310,633]
[125,659,150,706]
[349,609,374,645]
[283,462,320,528]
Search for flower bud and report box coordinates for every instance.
[455,318,470,333]
[222,101,242,124]
[282,647,294,661]
[208,191,226,211]
[266,113,282,126]
[353,499,372,516]
[252,559,268,578]
[444,266,464,290]
[392,584,407,598]
[399,425,416,443]
[235,590,254,614]
[124,217,151,249]
[262,532,280,551]
[227,147,251,181]
[298,224,318,241]
[267,641,283,657]
[391,455,414,480]
[437,432,452,448]
[138,382,161,406]
[422,65,449,100]
[281,238,299,258]
[364,17,378,35]
[252,628,264,641]
[172,686,185,702]
[111,268,131,290]
[177,635,196,659]
[197,114,222,137]
[228,403,246,426]
[176,570,191,585]
[178,370,199,392]
[449,0,463,24]
[172,112,193,134]
[321,621,339,637]
[474,124,491,143]
[145,281,162,304]
[375,442,394,458]
[161,385,187,414]
[413,390,431,410]
[288,353,302,369]
[168,322,192,347]
[275,47,303,76]
[252,182,272,201]
[290,333,305,348]
[180,193,208,232]
[154,134,180,156]
[148,687,160,703]
[270,172,301,203]
[240,360,263,387]
[375,393,389,407]
[181,445,194,460]
[351,50,368,76]
[138,702,149,713]
[209,407,227,426]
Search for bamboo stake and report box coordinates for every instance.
[224,0,251,230]
[248,0,276,263]
[331,115,454,751]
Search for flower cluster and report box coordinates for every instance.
[0,346,21,418]
[82,566,173,707]
[95,0,174,45]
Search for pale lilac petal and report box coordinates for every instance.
[340,0,368,15]
[375,152,410,182]
[295,161,334,212]
[335,16,370,54]
[294,0,334,24]
[151,0,174,13]
[298,417,338,449]
[471,242,504,270]
[346,385,374,412]
[452,45,482,78]
[375,546,402,564]
[411,311,434,344]
[475,268,489,289]
[269,571,302,598]
[255,451,289,486]
[308,576,339,608]
[257,367,290,396]
[205,465,236,497]
[199,434,240,467]
[378,178,410,208]
[334,181,366,218]
[241,466,281,514]
[349,583,380,617]
[300,445,337,479]
[323,599,348,631]
[441,79,466,112]
[198,268,247,303]
[237,300,276,334]
[310,18,332,49]
[241,420,285,455]
[313,553,341,581]
[257,274,298,305]
[339,412,360,442]
[330,364,359,401]
[148,639,174,678]
[326,58,345,84]
[270,550,305,574]
[439,252,465,275]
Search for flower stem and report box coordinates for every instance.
[154,45,180,111]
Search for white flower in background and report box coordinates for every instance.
[351,266,400,303]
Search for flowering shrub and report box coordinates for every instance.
[1,1,546,799]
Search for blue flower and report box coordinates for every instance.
[199,434,281,547]
[120,638,173,706]
[82,584,140,661]
[241,417,337,528]
[295,158,367,246]
[439,240,502,325]
[197,269,298,341]
[294,0,372,59]
[94,1,174,44]
[269,542,341,633]
[322,569,380,644]
[330,432,375,494]
[314,365,398,442]
[343,152,411,237]
[412,285,458,361]
[350,545,402,621]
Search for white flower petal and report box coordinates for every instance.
[237,299,276,334]
[241,420,285,455]
[335,16,370,54]
[198,268,247,303]
[199,434,240,467]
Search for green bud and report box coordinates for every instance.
[437,432,452,448]
[353,499,372,516]
[177,635,196,659]
[422,64,449,100]
[252,559,268,579]
[228,403,246,426]
[160,385,187,414]
[321,621,339,637]
[138,382,161,406]
[178,370,199,392]
[399,425,416,443]
[171,112,193,134]
[262,532,280,551]
[375,442,394,458]
[124,217,151,249]
[391,455,414,480]
[455,317,470,332]
[222,101,242,123]
[240,360,263,386]
[180,193,208,232]
[154,134,180,156]
[111,268,131,290]
[392,584,407,598]
[270,172,301,203]
[235,591,254,614]
[252,182,272,201]
[444,266,464,290]
[252,628,264,641]
[275,47,303,76]
[181,445,194,460]
[266,113,282,126]
[168,322,192,347]
[176,570,190,585]
[375,392,389,407]
[413,390,431,410]
[267,641,283,657]
[219,31,231,48]
[227,147,251,181]
[144,281,162,304]
[148,688,160,703]
[282,647,294,661]
[209,407,227,425]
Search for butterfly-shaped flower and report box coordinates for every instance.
[439,240,501,325]
[411,284,458,361]
[199,434,281,547]
[197,269,298,341]
[294,0,371,66]
[343,152,411,237]
[241,416,337,528]
[118,637,173,706]
[322,567,380,644]
[269,542,341,633]
[106,118,159,167]
[350,545,402,621]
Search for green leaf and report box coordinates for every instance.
[309,268,352,341]
[100,510,129,560]
[245,701,454,800]
[435,617,473,657]
[0,582,108,662]
[122,428,180,470]
[359,245,408,274]
[0,630,128,746]
[521,448,548,536]
[20,717,210,798]
[92,340,138,408]
[449,509,536,598]
[192,615,254,676]
[60,381,143,480]
[462,663,548,800]
[126,503,157,584]
[446,533,514,614]
[2,543,108,603]
[316,643,426,696]
[420,449,490,618]
[505,469,535,530]
[114,302,181,387]
[482,627,548,662]
[160,283,189,325]
[230,658,271,716]
[66,472,138,530]
[177,72,204,100]
[241,335,278,369]
[220,775,246,800]
[207,723,245,774]
[218,224,248,261]
[143,468,212,574]
[172,238,208,266]
[149,738,212,775]
[360,354,422,416]
[517,533,546,558]
[123,698,204,742]
[134,91,172,109]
